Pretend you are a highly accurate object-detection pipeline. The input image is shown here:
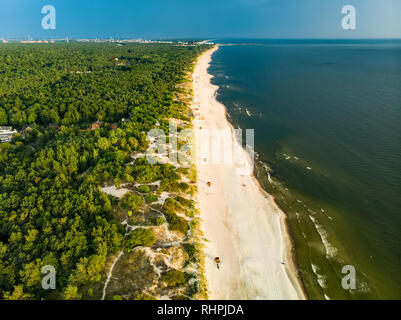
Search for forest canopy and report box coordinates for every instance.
[0,43,208,299]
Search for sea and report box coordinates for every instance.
[208,39,401,299]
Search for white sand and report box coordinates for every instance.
[193,46,305,300]
[101,185,129,199]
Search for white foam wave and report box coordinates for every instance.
[311,263,328,289]
[309,215,338,258]
[267,172,273,185]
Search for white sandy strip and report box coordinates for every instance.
[193,46,305,300]
[101,250,124,300]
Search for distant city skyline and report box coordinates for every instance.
[1,0,400,40]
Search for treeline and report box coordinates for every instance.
[0,43,208,299]
[0,43,202,128]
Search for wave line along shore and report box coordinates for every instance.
[192,45,306,300]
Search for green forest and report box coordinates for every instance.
[0,43,209,299]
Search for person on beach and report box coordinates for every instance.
[214,257,220,269]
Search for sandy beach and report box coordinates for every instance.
[192,46,305,300]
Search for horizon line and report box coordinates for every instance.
[1,37,401,41]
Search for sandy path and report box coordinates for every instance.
[193,46,305,300]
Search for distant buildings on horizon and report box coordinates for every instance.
[0,37,214,45]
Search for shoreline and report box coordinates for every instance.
[192,46,306,300]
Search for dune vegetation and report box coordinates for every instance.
[0,42,210,300]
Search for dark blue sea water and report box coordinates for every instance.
[209,39,401,299]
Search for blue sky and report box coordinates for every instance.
[1,0,400,39]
